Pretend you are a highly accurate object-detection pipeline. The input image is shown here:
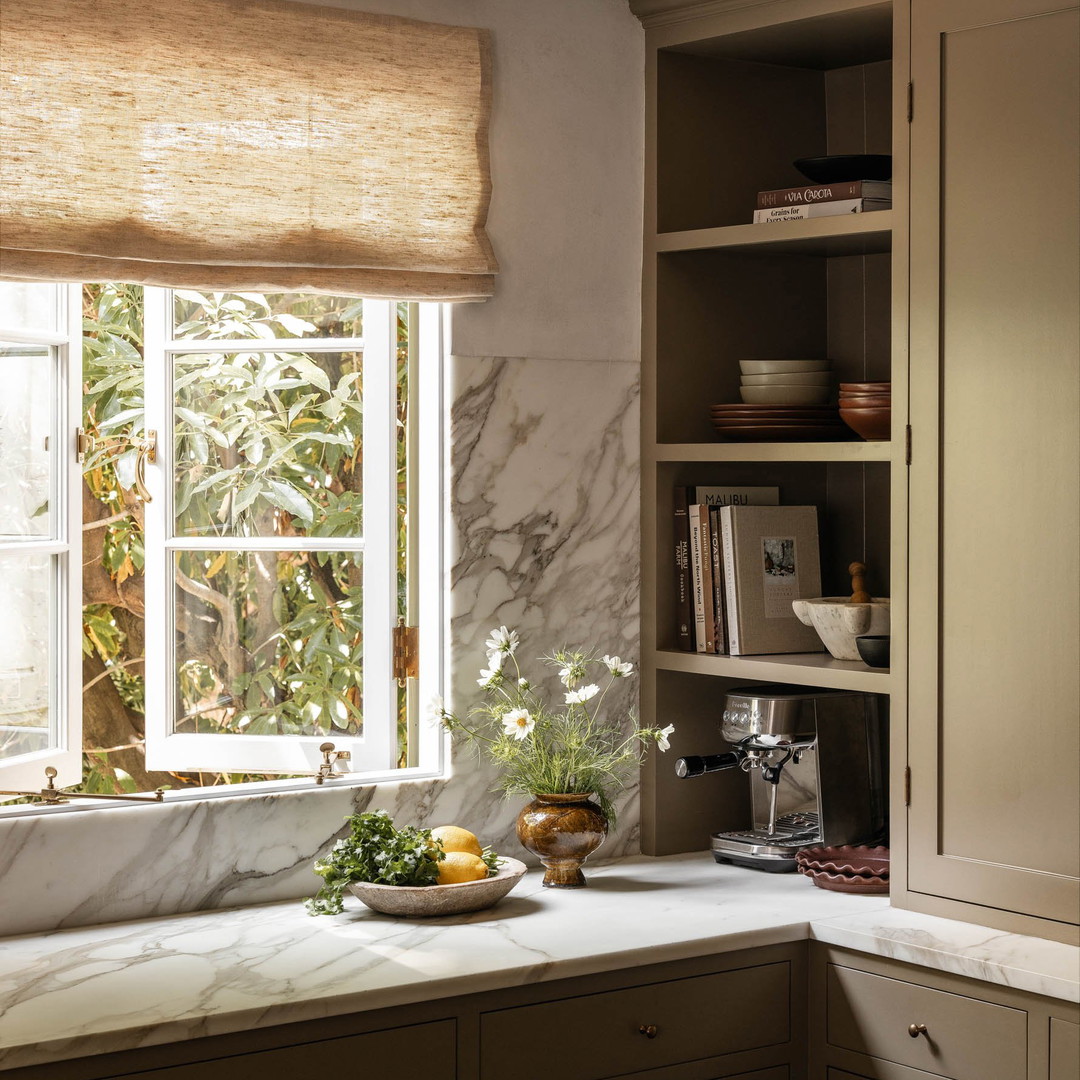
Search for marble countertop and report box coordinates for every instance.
[0,853,1075,1071]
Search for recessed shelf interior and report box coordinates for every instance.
[657,4,893,234]
[655,247,891,444]
[656,459,891,654]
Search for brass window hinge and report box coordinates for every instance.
[77,427,158,502]
[905,424,912,465]
[393,621,419,686]
[907,81,914,123]
[904,765,912,806]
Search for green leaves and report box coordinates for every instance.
[305,810,443,915]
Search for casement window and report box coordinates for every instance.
[0,284,445,801]
[0,283,83,791]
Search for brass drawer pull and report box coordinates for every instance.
[638,1024,658,1039]
[908,1023,929,1039]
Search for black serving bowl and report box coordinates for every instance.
[794,154,893,183]
[855,635,891,669]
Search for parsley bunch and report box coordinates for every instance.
[305,810,443,915]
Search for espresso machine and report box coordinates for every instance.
[675,684,885,871]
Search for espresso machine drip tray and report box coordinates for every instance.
[711,811,822,872]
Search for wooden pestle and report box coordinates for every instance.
[848,561,871,603]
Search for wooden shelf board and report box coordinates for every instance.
[653,213,893,258]
[651,648,892,694]
[650,441,893,463]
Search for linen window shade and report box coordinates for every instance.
[0,0,497,300]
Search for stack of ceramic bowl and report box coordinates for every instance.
[740,359,832,405]
[839,381,891,440]
[795,844,890,894]
[709,359,846,442]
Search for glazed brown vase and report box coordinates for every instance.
[515,793,609,888]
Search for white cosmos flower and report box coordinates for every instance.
[518,677,530,689]
[485,626,519,656]
[601,654,633,678]
[657,724,675,752]
[565,683,600,705]
[501,708,534,740]
[477,666,503,689]
[485,649,505,672]
[426,694,449,724]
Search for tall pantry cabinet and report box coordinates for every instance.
[631,0,1079,944]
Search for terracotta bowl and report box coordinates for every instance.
[347,858,528,917]
[839,394,892,408]
[840,406,891,440]
[797,844,891,877]
[839,381,891,393]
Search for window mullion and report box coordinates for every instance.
[361,300,397,772]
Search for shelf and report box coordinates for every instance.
[652,648,891,694]
[651,441,893,463]
[654,213,893,258]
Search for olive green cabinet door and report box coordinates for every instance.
[906,0,1080,929]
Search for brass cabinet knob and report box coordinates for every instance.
[908,1023,929,1039]
[638,1024,658,1039]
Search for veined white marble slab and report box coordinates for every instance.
[0,854,878,1070]
[2,854,1075,1072]
[810,905,1080,1003]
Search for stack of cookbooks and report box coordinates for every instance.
[752,179,891,223]
[674,487,824,656]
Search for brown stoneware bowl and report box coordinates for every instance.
[840,406,891,441]
[839,381,891,393]
[838,394,892,408]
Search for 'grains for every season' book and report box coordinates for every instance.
[719,504,824,656]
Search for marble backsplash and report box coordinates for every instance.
[0,354,641,938]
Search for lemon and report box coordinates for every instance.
[436,851,489,885]
[430,824,483,858]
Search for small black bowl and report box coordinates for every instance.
[855,635,890,669]
[794,155,892,184]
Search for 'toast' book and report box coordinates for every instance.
[719,505,825,656]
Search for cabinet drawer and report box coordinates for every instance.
[104,1019,455,1080]
[826,964,1026,1080]
[480,961,789,1080]
[1051,1018,1080,1080]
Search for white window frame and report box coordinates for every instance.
[0,283,83,791]
[142,290,447,778]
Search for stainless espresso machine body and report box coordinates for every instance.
[675,684,885,871]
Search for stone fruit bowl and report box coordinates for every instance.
[347,858,528,917]
[791,597,890,660]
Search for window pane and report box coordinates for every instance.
[173,351,363,538]
[0,553,54,761]
[0,282,58,333]
[0,343,54,540]
[172,291,364,341]
[172,549,363,738]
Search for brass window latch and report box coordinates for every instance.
[0,767,165,804]
[76,427,157,503]
[314,742,352,784]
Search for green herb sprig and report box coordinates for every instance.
[305,810,443,916]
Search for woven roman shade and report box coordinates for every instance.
[0,0,497,300]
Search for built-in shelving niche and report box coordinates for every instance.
[656,3,893,235]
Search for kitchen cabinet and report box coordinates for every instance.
[632,0,1080,943]
[4,944,806,1080]
[904,0,1079,941]
[809,944,1080,1080]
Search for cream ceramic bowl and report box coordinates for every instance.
[791,597,891,661]
[739,359,831,375]
[740,385,831,405]
[741,372,832,386]
[347,858,528,917]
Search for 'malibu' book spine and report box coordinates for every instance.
[756,180,892,208]
[673,486,693,651]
